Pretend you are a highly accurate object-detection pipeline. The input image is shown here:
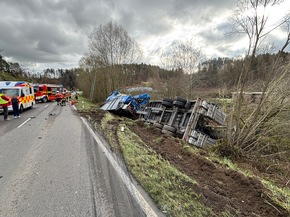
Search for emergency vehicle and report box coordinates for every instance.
[33,84,63,102]
[0,81,35,113]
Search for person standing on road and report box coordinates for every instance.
[0,93,10,120]
[11,95,20,118]
[55,91,63,105]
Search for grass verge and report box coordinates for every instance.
[74,95,97,111]
[117,124,214,217]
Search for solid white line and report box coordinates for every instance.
[17,118,32,129]
[81,117,158,217]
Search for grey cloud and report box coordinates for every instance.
[0,0,287,72]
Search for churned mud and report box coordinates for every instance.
[80,109,289,217]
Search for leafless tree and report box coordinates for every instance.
[161,39,202,73]
[280,13,290,52]
[228,0,287,57]
[224,1,290,157]
[160,39,203,98]
[88,21,143,66]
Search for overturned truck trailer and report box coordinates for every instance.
[139,97,226,148]
[101,91,227,148]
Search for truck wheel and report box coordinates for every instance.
[163,98,173,103]
[42,97,48,103]
[175,96,187,104]
[184,101,192,109]
[162,98,173,108]
[173,100,186,108]
[162,101,173,108]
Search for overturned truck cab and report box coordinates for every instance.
[100,90,150,118]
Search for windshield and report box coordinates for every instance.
[0,88,20,97]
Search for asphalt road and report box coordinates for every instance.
[0,102,163,217]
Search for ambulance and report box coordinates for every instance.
[33,83,63,102]
[0,81,35,113]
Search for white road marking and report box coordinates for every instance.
[17,103,49,128]
[81,117,158,217]
[17,118,32,129]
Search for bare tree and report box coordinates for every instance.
[161,39,202,73]
[160,38,203,98]
[85,21,144,101]
[228,0,287,57]
[280,14,290,52]
[78,54,108,102]
[88,21,143,66]
[223,1,290,157]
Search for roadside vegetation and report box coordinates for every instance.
[117,124,212,216]
[78,110,289,216]
[1,0,290,215]
[73,95,97,111]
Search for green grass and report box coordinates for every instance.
[101,112,115,130]
[74,95,97,111]
[261,179,290,212]
[117,124,214,217]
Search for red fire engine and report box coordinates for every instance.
[33,84,63,102]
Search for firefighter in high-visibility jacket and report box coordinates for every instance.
[0,93,10,120]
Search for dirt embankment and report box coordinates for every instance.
[80,109,289,217]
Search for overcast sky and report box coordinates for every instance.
[0,0,289,72]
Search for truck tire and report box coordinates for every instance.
[175,96,187,104]
[162,101,173,108]
[173,100,186,108]
[42,97,48,103]
[163,98,173,103]
[184,101,192,110]
[162,98,173,108]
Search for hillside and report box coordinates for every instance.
[79,108,290,217]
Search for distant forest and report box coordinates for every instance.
[1,52,290,102]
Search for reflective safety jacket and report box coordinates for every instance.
[0,94,10,106]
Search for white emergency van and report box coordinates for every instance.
[0,81,35,113]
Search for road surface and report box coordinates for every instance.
[0,102,163,217]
